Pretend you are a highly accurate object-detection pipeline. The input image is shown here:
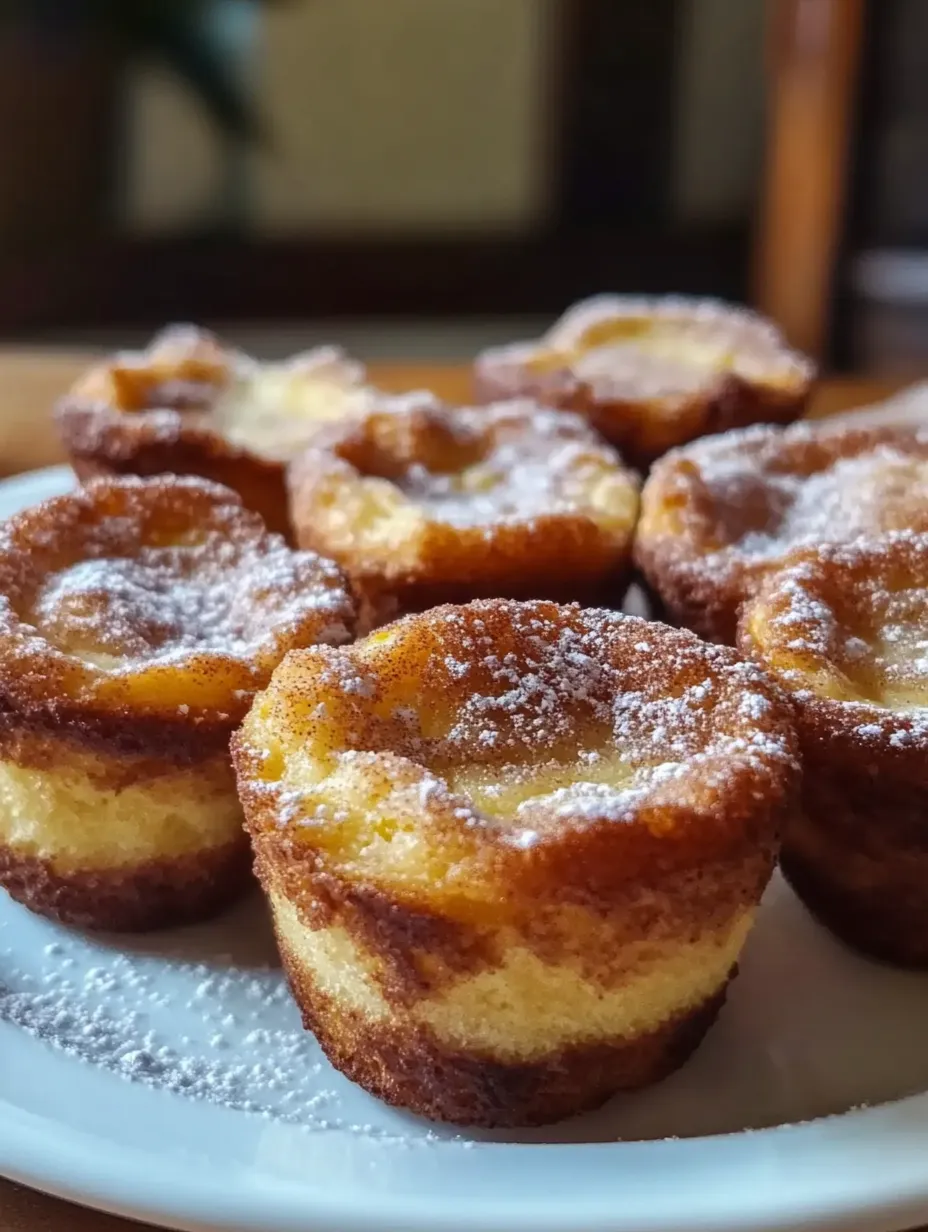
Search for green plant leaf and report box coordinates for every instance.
[1,0,298,140]
[129,5,265,141]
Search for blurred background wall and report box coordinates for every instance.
[0,0,923,372]
[129,0,553,236]
[127,0,765,235]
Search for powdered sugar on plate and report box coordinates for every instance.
[0,892,424,1143]
[6,868,928,1155]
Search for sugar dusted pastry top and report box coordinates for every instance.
[741,532,928,754]
[512,295,813,404]
[237,599,796,906]
[475,296,814,469]
[0,475,357,723]
[636,421,928,641]
[61,325,369,463]
[477,295,813,410]
[288,392,639,602]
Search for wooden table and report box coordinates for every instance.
[0,354,919,1232]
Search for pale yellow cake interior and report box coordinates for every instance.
[0,749,242,871]
[442,751,635,820]
[272,890,752,1060]
[246,629,653,895]
[212,354,368,459]
[529,314,801,393]
[306,412,638,558]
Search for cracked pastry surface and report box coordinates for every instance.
[233,598,796,1126]
[55,325,369,537]
[636,422,928,643]
[0,474,358,931]
[288,391,639,618]
[474,295,814,469]
[740,532,928,966]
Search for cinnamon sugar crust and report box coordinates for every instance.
[0,473,358,725]
[256,844,769,1005]
[55,325,369,536]
[234,599,796,1124]
[278,931,731,1127]
[474,295,814,470]
[740,533,928,966]
[636,422,928,644]
[0,474,358,929]
[287,391,639,615]
[0,836,249,932]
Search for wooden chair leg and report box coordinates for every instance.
[753,0,865,359]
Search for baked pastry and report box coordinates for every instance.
[474,295,814,469]
[636,422,928,644]
[740,533,928,966]
[233,599,796,1127]
[55,325,368,538]
[288,391,639,618]
[0,474,357,932]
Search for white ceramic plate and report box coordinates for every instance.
[3,466,928,1232]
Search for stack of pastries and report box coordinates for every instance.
[1,295,924,1127]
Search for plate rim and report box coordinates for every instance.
[5,1090,928,1232]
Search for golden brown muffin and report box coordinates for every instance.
[740,532,928,967]
[635,422,928,644]
[233,599,796,1127]
[0,474,358,932]
[55,325,369,538]
[288,391,639,619]
[474,295,814,469]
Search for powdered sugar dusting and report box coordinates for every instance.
[442,609,789,782]
[339,396,636,532]
[32,550,347,665]
[61,325,371,462]
[737,447,928,559]
[276,602,795,837]
[751,533,928,745]
[666,424,928,580]
[480,294,812,404]
[440,611,617,755]
[0,900,430,1142]
[0,477,357,694]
